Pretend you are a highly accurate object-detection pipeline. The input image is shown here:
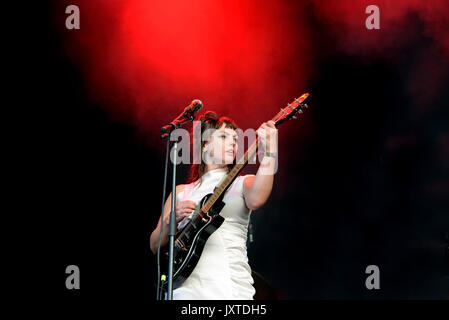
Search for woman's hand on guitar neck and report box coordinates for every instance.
[257,120,278,154]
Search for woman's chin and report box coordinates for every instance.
[224,157,235,165]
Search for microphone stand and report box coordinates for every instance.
[167,130,178,300]
[160,112,195,300]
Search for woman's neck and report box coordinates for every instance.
[204,164,227,173]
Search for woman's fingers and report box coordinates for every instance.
[179,200,196,210]
[177,208,192,215]
[185,200,197,208]
[175,200,197,222]
[175,210,192,222]
[175,208,195,222]
[176,201,196,210]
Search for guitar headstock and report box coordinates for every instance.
[272,93,310,126]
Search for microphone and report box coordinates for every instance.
[185,99,203,115]
[161,99,203,137]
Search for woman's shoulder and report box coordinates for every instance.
[240,174,255,183]
[173,184,187,201]
[240,174,255,192]
[168,184,186,198]
[176,182,199,196]
[176,184,186,193]
[231,174,255,191]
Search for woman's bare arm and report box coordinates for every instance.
[242,156,276,210]
[149,185,185,254]
[242,120,278,210]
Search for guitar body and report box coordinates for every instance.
[161,193,226,291]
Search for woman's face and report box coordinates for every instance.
[203,123,238,166]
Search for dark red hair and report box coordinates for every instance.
[187,111,238,184]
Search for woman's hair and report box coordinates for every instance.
[188,111,238,183]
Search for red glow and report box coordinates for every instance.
[58,0,449,140]
[61,0,312,137]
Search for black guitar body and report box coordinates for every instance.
[162,193,225,291]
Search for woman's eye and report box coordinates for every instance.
[220,135,226,139]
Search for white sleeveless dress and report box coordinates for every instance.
[172,167,256,300]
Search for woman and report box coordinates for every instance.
[150,111,278,299]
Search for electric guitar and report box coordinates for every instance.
[161,93,311,291]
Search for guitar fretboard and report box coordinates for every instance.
[196,92,309,216]
[200,137,259,214]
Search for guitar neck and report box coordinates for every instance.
[201,137,259,214]
[199,92,310,215]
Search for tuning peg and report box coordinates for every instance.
[292,115,297,119]
[303,103,309,108]
[298,109,303,114]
